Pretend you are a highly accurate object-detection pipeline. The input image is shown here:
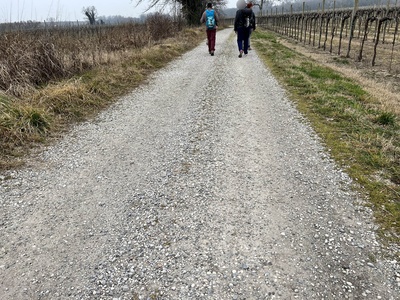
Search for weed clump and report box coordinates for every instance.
[376,112,396,126]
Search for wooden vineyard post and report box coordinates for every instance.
[346,0,359,58]
[318,0,326,48]
[290,4,293,38]
[271,8,273,30]
[389,9,399,71]
[358,15,377,61]
[323,11,332,50]
[382,0,391,43]
[330,0,336,53]
[373,16,391,65]
[313,4,320,46]
[338,12,351,55]
[300,2,305,42]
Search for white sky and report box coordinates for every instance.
[1,0,239,23]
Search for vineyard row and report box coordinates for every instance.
[254,6,400,72]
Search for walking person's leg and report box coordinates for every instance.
[206,30,212,53]
[243,28,250,55]
[237,28,244,57]
[210,29,216,55]
[248,28,252,50]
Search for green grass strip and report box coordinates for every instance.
[253,30,399,245]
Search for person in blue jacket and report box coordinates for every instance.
[200,3,219,56]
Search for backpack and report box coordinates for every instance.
[244,15,250,28]
[244,9,254,28]
[205,10,216,29]
[242,8,253,28]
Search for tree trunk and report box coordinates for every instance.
[182,0,205,26]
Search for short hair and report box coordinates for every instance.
[207,2,213,8]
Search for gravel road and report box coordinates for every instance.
[1,28,399,299]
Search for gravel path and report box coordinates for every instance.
[1,28,399,299]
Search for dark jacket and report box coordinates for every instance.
[250,10,256,30]
[234,7,255,31]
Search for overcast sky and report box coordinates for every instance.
[1,0,239,23]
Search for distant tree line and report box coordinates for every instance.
[136,0,226,25]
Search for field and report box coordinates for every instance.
[259,6,400,74]
[0,15,183,97]
[0,16,204,170]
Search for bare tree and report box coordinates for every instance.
[134,0,226,25]
[83,6,97,25]
[253,0,274,16]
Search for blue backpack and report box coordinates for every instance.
[206,10,216,29]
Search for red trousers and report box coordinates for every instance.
[206,29,216,52]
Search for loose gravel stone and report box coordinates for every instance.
[0,28,399,299]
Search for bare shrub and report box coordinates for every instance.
[0,32,65,96]
[0,20,182,97]
[0,26,205,169]
[146,13,179,41]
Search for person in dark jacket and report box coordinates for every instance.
[234,0,254,57]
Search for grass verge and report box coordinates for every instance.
[253,29,399,245]
[0,27,205,170]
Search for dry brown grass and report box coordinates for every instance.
[0,14,180,97]
[0,18,204,170]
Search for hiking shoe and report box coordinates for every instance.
[211,51,214,56]
[248,47,252,50]
[238,50,243,58]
